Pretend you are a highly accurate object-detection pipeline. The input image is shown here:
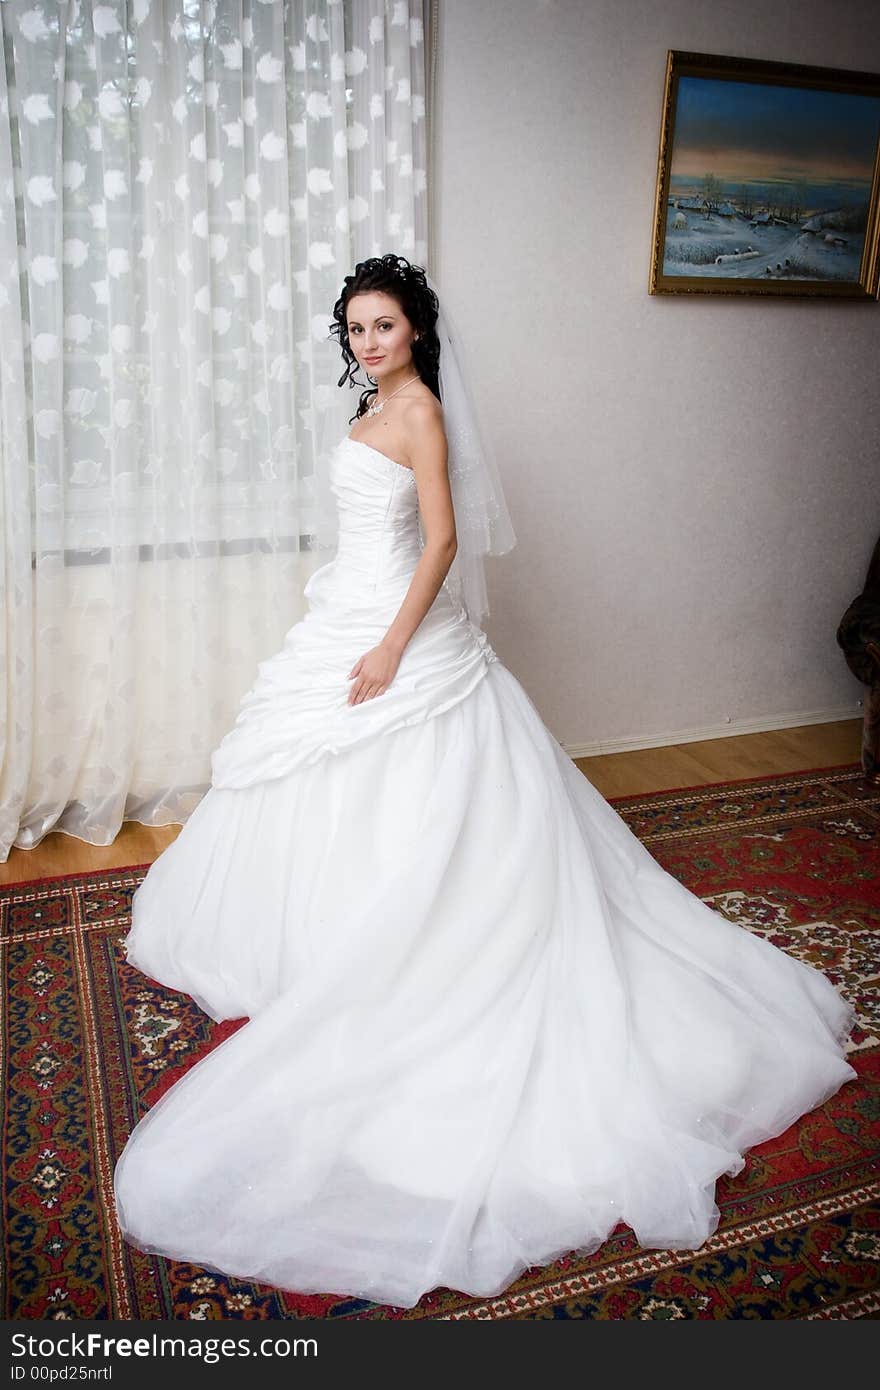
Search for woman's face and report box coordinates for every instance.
[345,291,416,382]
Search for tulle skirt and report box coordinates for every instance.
[115,661,855,1308]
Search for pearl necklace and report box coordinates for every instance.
[365,373,420,418]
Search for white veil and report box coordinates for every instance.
[432,285,517,626]
[314,279,516,630]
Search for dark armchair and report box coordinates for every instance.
[836,532,880,786]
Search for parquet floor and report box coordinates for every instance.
[0,717,863,888]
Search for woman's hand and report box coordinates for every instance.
[347,640,402,705]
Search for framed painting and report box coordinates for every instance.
[649,50,880,298]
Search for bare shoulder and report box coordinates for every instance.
[400,391,447,463]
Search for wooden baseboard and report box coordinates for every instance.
[562,703,862,759]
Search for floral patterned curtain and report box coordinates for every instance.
[0,0,428,859]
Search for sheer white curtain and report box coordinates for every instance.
[0,0,428,860]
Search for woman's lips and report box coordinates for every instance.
[365,356,384,365]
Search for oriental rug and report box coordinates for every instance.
[2,761,878,1320]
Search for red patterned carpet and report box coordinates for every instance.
[2,761,878,1320]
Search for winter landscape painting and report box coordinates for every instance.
[650,51,880,298]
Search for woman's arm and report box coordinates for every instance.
[382,399,457,654]
[347,401,457,705]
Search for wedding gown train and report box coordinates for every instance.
[114,435,856,1309]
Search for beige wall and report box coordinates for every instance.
[433,0,880,755]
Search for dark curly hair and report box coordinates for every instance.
[330,254,441,421]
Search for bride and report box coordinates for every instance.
[114,255,856,1310]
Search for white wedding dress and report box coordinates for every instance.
[114,434,856,1309]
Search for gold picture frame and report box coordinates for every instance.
[649,50,880,298]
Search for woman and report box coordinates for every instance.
[114,255,855,1310]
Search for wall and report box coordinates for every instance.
[433,0,880,754]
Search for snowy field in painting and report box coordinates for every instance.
[662,206,864,282]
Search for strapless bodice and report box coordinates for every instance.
[331,437,423,593]
[301,435,461,620]
[209,434,497,789]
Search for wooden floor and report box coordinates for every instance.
[0,718,863,889]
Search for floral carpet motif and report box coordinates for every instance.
[2,761,878,1320]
